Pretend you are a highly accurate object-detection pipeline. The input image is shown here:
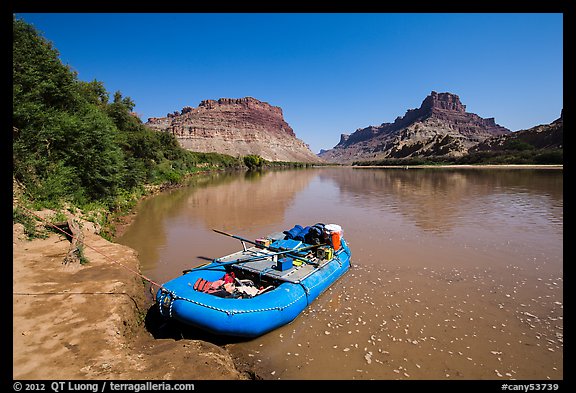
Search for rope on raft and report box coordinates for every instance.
[157,288,308,317]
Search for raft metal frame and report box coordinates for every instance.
[216,245,333,284]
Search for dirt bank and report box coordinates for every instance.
[12,210,249,380]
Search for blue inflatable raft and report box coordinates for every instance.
[156,224,352,337]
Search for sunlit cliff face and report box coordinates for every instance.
[146,97,321,163]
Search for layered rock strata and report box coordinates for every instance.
[147,97,320,163]
[319,91,511,163]
[472,110,563,152]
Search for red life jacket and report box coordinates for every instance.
[193,278,212,292]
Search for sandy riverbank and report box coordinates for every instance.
[12,209,250,380]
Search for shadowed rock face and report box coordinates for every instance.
[319,91,511,163]
[472,111,563,152]
[146,97,321,163]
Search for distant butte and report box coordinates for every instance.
[318,91,511,164]
[146,97,321,163]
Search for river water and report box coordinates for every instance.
[117,167,563,380]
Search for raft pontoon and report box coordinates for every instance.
[156,224,351,337]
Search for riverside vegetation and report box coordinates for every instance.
[12,17,314,239]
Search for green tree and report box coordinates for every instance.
[107,91,141,132]
[244,155,264,170]
[13,17,125,205]
[77,80,109,107]
[13,17,81,131]
[65,105,125,201]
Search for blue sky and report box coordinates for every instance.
[15,13,563,154]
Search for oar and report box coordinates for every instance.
[215,248,318,266]
[212,229,259,247]
[212,228,322,253]
[184,251,312,273]
[182,254,272,273]
[212,228,321,265]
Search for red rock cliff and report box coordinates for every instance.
[319,91,511,163]
[146,97,320,163]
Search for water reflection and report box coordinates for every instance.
[320,167,563,234]
[117,169,318,281]
[119,167,563,280]
[182,169,318,231]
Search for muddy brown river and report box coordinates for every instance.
[117,167,563,380]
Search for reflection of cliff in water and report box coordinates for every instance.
[180,169,319,231]
[116,169,318,269]
[320,167,563,233]
[116,171,241,267]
